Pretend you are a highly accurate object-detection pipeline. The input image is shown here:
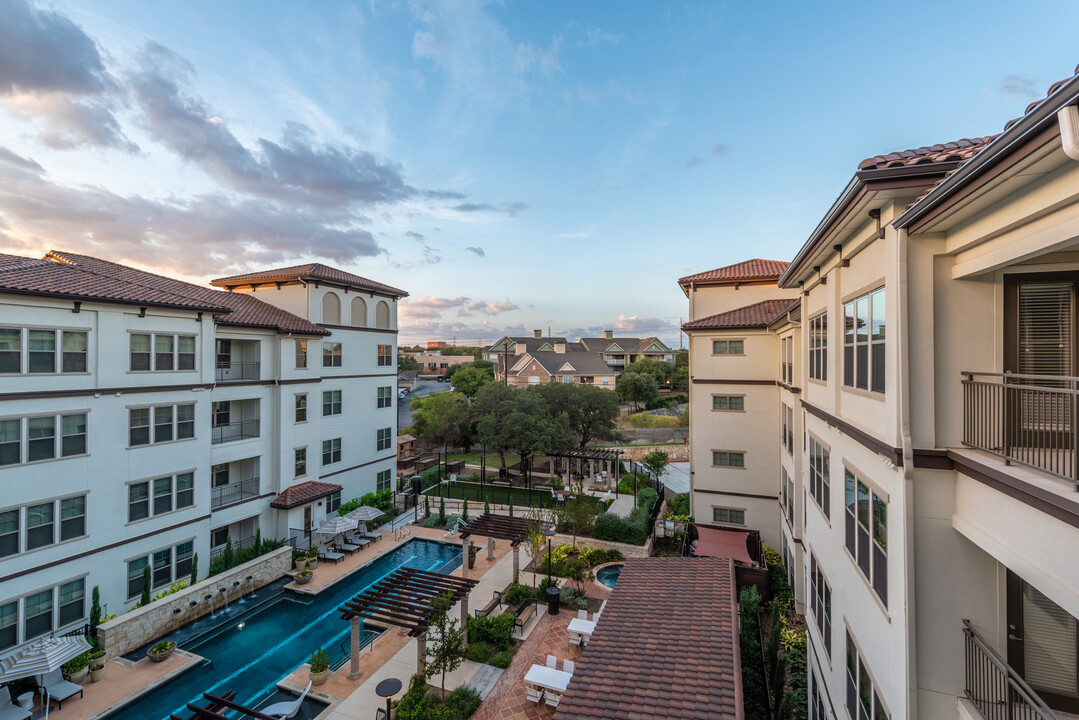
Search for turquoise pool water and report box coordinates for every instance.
[107,538,461,720]
[596,564,623,588]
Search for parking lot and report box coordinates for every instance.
[397,378,451,429]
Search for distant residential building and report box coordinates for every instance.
[404,352,471,377]
[398,369,419,391]
[426,341,447,349]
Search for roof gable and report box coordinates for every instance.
[559,362,576,372]
[682,298,795,331]
[678,259,789,286]
[212,263,407,298]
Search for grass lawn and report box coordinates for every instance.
[422,481,607,511]
[445,452,521,468]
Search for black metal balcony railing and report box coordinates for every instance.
[210,477,260,509]
[215,361,260,382]
[209,533,258,561]
[962,372,1079,490]
[964,620,1058,720]
[211,419,260,445]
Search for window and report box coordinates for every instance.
[528,376,540,385]
[26,503,53,550]
[0,420,17,466]
[377,344,392,366]
[810,554,832,656]
[130,403,194,446]
[712,507,745,525]
[847,631,889,720]
[0,510,17,558]
[783,468,794,528]
[58,580,84,627]
[844,288,885,393]
[0,329,20,373]
[0,602,14,651]
[130,333,196,372]
[127,557,148,599]
[712,395,744,411]
[128,541,193,598]
[809,438,830,518]
[128,474,192,522]
[845,470,887,605]
[351,297,367,327]
[24,590,52,640]
[27,416,55,461]
[62,331,87,372]
[377,469,392,491]
[128,482,149,522]
[711,451,745,467]
[154,476,173,515]
[295,448,307,477]
[323,390,342,416]
[375,300,390,329]
[59,496,85,541]
[153,548,172,587]
[376,427,392,451]
[322,438,342,465]
[809,313,827,382]
[322,292,341,325]
[295,394,307,423]
[712,339,744,355]
[323,341,342,367]
[61,414,86,456]
[327,491,341,513]
[377,386,393,408]
[175,541,193,579]
[780,336,794,385]
[28,330,55,373]
[1,413,85,464]
[295,340,308,369]
[782,405,794,454]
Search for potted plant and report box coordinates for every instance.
[308,647,330,686]
[292,548,307,572]
[147,640,176,663]
[88,650,107,682]
[468,545,478,570]
[295,570,312,585]
[62,652,89,684]
[306,547,319,570]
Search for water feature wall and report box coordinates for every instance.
[98,547,292,657]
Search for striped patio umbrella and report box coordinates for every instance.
[0,635,92,681]
[317,515,357,536]
[345,505,382,523]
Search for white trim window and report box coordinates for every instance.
[0,412,87,466]
[810,553,832,656]
[0,328,89,374]
[322,341,342,368]
[809,438,830,519]
[129,403,194,446]
[321,438,342,466]
[0,578,85,651]
[128,472,195,522]
[377,386,393,408]
[847,630,890,719]
[323,390,342,416]
[711,507,745,525]
[1,494,86,556]
[295,394,307,423]
[712,395,744,411]
[127,541,193,598]
[377,344,393,367]
[711,451,745,468]
[843,288,885,393]
[377,469,392,491]
[294,448,307,478]
[712,339,744,355]
[129,332,196,372]
[376,427,392,451]
[295,340,308,369]
[809,313,827,382]
[845,470,887,606]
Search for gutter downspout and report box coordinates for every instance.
[1058,105,1079,161]
[897,226,918,720]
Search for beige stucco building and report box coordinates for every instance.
[685,67,1079,720]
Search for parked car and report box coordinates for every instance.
[398,389,408,399]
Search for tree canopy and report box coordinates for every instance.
[530,382,619,448]
[449,363,494,398]
[410,391,473,451]
[616,371,659,410]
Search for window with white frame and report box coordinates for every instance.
[129,333,195,372]
[295,448,307,477]
[323,341,342,367]
[322,438,342,465]
[0,412,87,466]
[323,390,342,416]
[711,450,745,467]
[377,386,393,408]
[712,507,745,525]
[712,395,744,411]
[128,473,194,522]
[782,404,794,454]
[809,313,827,382]
[0,578,86,651]
[127,541,193,597]
[129,403,193,446]
[847,630,890,719]
[783,468,794,528]
[295,340,308,369]
[377,344,392,367]
[810,553,832,656]
[845,470,887,605]
[295,394,307,423]
[0,494,86,556]
[712,339,744,355]
[377,469,392,491]
[327,491,341,513]
[843,288,885,393]
[808,437,830,518]
[781,335,794,385]
[377,427,392,451]
[0,328,90,374]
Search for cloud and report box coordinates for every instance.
[485,300,518,314]
[465,245,485,257]
[0,146,44,173]
[683,156,705,168]
[4,93,137,151]
[577,27,624,48]
[554,230,592,239]
[988,74,1039,99]
[684,143,732,168]
[452,201,528,216]
[400,294,517,320]
[712,143,731,158]
[406,231,425,242]
[612,315,675,333]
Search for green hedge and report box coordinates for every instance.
[467,613,515,651]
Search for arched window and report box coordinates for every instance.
[351,297,367,327]
[322,292,341,325]
[375,300,391,329]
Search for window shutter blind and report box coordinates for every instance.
[1019,282,1072,377]
[1023,581,1078,696]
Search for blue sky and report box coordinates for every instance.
[1,1,1078,346]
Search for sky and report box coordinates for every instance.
[1,1,1078,347]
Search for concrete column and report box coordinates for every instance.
[461,597,469,646]
[348,617,363,679]
[461,539,471,580]
[486,536,495,561]
[512,544,520,583]
[417,632,427,675]
[589,460,595,482]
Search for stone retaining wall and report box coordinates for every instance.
[550,533,652,558]
[97,547,292,657]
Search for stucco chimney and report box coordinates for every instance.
[604,330,613,339]
[534,329,542,339]
[554,341,566,353]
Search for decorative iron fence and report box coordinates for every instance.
[211,419,260,445]
[215,361,260,382]
[210,477,260,509]
[963,619,1058,720]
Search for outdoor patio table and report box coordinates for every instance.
[524,664,573,693]
[568,618,596,639]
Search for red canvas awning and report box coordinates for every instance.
[693,527,753,563]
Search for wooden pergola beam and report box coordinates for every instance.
[338,567,479,636]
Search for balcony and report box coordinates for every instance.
[961,372,1079,490]
[214,339,261,382]
[211,476,260,509]
[963,620,1058,720]
[211,399,260,445]
[212,419,259,444]
[215,361,260,382]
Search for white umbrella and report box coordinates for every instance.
[0,635,91,681]
[317,515,357,536]
[345,506,382,523]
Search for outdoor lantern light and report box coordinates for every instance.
[376,677,402,720]
[543,525,559,616]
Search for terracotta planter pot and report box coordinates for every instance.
[65,667,88,684]
[309,669,329,686]
[294,558,307,572]
[307,557,319,570]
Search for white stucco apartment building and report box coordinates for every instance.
[685,67,1079,720]
[0,251,405,650]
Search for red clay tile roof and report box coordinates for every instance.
[682,298,795,331]
[45,251,330,336]
[269,481,343,509]
[212,263,408,298]
[554,557,741,720]
[678,259,789,286]
[858,137,996,170]
[0,253,231,313]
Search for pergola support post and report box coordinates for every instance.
[461,596,469,646]
[512,544,520,583]
[461,538,471,580]
[348,617,363,679]
[417,632,427,675]
[486,536,495,561]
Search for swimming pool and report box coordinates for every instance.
[596,563,623,588]
[106,538,461,720]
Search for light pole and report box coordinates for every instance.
[633,464,638,509]
[542,525,558,615]
[376,677,402,720]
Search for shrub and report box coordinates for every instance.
[559,586,588,609]
[467,614,515,651]
[537,576,559,596]
[465,642,493,663]
[489,651,514,668]
[423,514,444,528]
[667,493,690,517]
[444,685,482,717]
[309,647,330,673]
[444,515,461,530]
[763,544,794,610]
[504,582,532,606]
[593,512,647,545]
[637,487,658,509]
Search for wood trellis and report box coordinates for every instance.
[170,690,279,720]
[458,513,529,546]
[338,567,478,637]
[558,449,624,461]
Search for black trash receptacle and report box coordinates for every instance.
[546,586,560,615]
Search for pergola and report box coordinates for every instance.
[460,513,529,580]
[338,567,478,678]
[170,690,277,720]
[552,448,624,486]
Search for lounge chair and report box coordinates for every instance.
[260,681,311,719]
[563,660,575,674]
[336,541,360,554]
[40,668,83,709]
[0,687,30,720]
[347,534,372,549]
[359,523,382,541]
[546,655,557,668]
[318,545,344,564]
[525,686,544,704]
